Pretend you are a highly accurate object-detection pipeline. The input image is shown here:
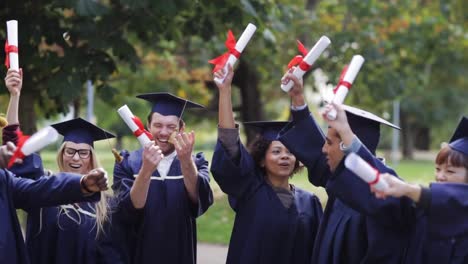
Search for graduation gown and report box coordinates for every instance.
[25,200,102,264]
[413,183,468,264]
[278,107,410,263]
[96,199,138,264]
[210,139,323,264]
[112,149,213,264]
[0,169,99,264]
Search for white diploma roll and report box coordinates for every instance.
[118,105,151,147]
[214,23,257,84]
[327,55,365,120]
[21,126,59,156]
[6,20,19,70]
[281,36,331,92]
[345,153,388,191]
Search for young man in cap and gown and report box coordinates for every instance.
[112,93,213,264]
[278,73,410,263]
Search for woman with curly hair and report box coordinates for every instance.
[210,65,322,264]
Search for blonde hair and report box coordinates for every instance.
[55,141,112,238]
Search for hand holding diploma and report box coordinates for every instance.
[327,55,365,120]
[8,126,59,168]
[5,20,19,70]
[209,23,256,84]
[117,105,153,147]
[281,36,331,92]
[344,153,389,191]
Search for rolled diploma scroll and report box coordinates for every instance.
[327,55,365,120]
[214,23,257,84]
[344,152,389,191]
[21,126,59,155]
[6,20,19,70]
[117,105,151,147]
[281,36,331,92]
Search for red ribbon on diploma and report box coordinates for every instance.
[333,65,352,93]
[8,129,29,168]
[131,116,153,140]
[368,165,380,186]
[208,30,241,73]
[4,41,18,68]
[287,40,312,72]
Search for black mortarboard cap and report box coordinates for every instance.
[51,117,115,147]
[449,116,468,156]
[244,121,291,141]
[136,92,204,118]
[343,105,400,155]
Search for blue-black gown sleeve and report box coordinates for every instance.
[210,138,261,201]
[11,171,100,210]
[188,152,213,217]
[426,183,468,238]
[278,107,330,187]
[326,145,414,227]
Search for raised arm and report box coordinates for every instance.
[130,142,163,209]
[210,65,259,199]
[323,104,414,227]
[4,68,22,125]
[278,71,329,187]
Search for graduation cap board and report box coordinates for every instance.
[449,116,468,156]
[51,117,115,147]
[342,104,400,155]
[136,92,204,118]
[244,121,291,141]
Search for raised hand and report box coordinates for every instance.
[140,141,164,176]
[81,168,109,193]
[281,67,305,106]
[214,64,234,92]
[322,103,352,138]
[173,131,195,162]
[4,68,23,96]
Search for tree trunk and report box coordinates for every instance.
[414,126,430,150]
[233,60,264,145]
[115,135,123,150]
[18,91,37,134]
[401,111,414,159]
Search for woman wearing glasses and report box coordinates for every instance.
[24,118,115,264]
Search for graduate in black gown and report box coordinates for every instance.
[278,72,409,264]
[0,141,108,264]
[25,118,115,264]
[210,66,323,264]
[372,116,468,263]
[112,93,213,264]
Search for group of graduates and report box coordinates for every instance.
[1,61,467,264]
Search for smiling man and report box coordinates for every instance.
[111,93,213,264]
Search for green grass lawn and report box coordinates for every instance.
[36,143,436,245]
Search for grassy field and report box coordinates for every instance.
[36,143,436,245]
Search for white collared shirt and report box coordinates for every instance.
[157,151,177,177]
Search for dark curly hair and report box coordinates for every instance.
[248,136,302,176]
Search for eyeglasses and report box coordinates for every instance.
[64,147,91,159]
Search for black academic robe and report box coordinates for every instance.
[0,169,99,264]
[25,201,102,264]
[211,140,323,264]
[112,148,213,264]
